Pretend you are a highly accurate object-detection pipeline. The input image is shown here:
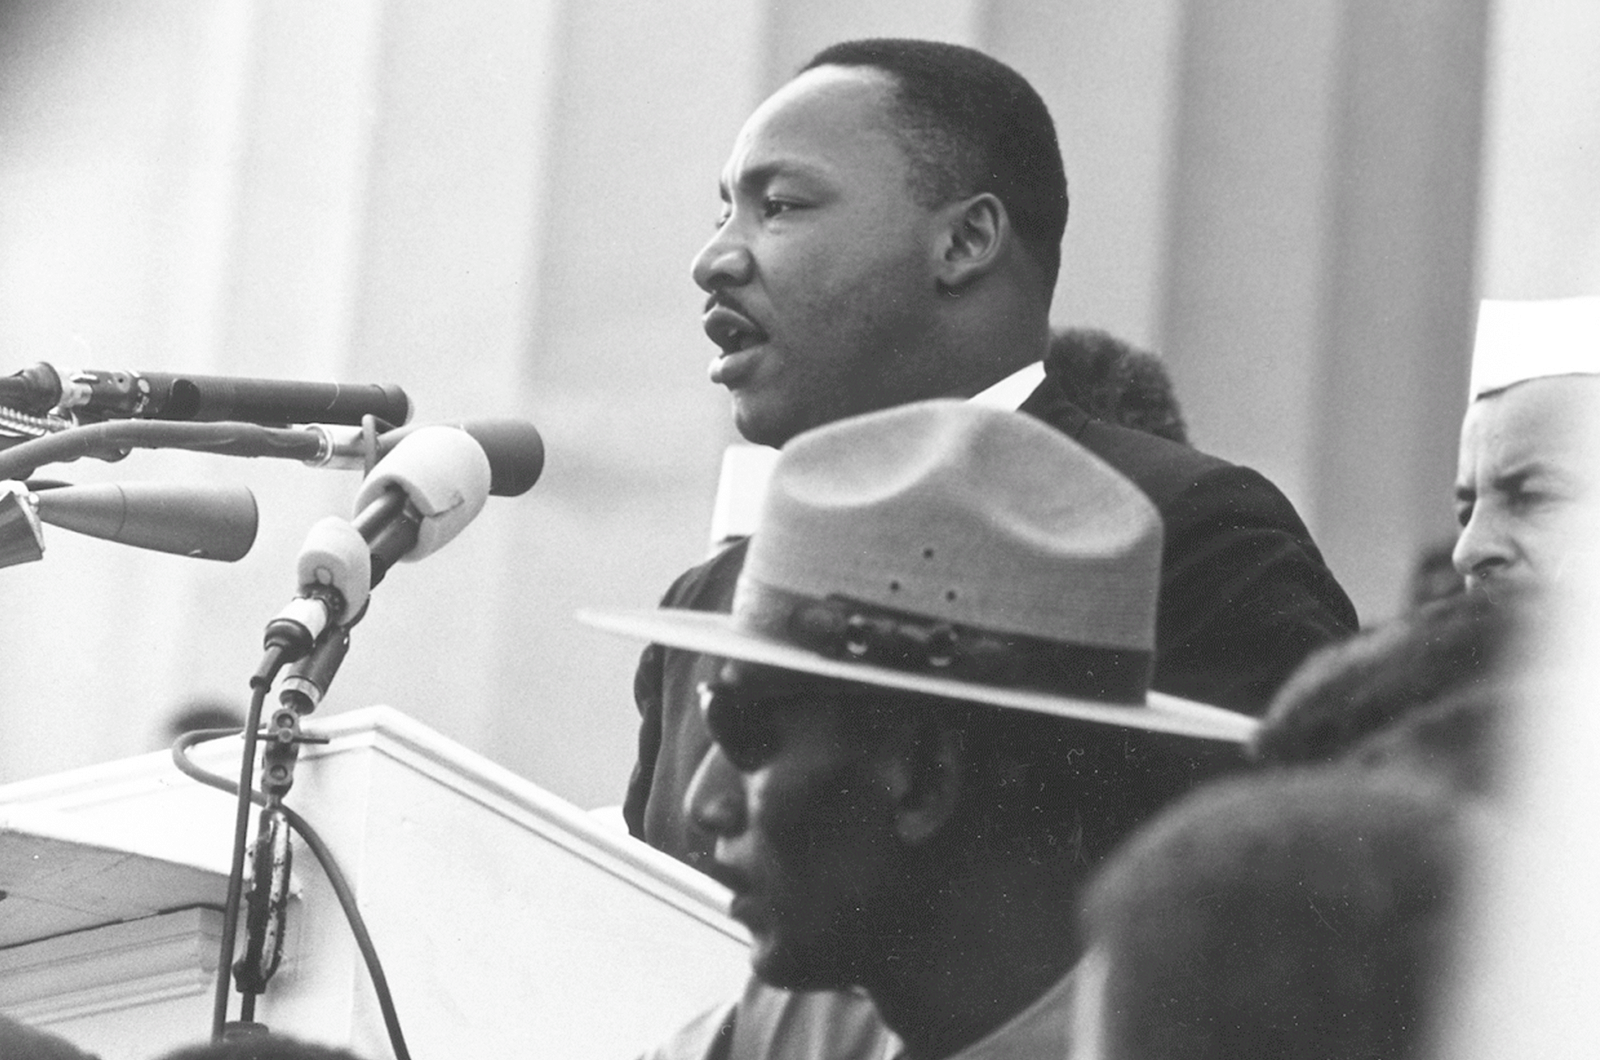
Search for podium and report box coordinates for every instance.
[0,707,751,1059]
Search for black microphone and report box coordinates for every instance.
[2,480,258,562]
[263,426,492,659]
[278,625,351,714]
[1,362,411,427]
[375,418,543,497]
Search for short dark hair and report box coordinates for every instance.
[801,39,1068,292]
[1349,681,1506,797]
[0,1014,101,1060]
[1045,327,1189,444]
[1251,588,1520,769]
[157,1035,367,1060]
[1083,771,1466,1060]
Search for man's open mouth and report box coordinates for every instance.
[704,304,768,353]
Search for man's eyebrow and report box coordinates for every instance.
[1492,463,1544,490]
[1491,462,1576,496]
[719,159,832,199]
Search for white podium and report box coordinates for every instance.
[0,707,749,1059]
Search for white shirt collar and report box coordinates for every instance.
[709,361,1047,549]
[968,361,1046,411]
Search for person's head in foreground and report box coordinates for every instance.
[692,38,1067,447]
[0,1013,101,1060]
[157,1031,367,1059]
[583,401,1252,1057]
[1251,586,1523,793]
[1073,770,1471,1060]
[1454,296,1600,594]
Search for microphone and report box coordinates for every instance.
[352,425,492,573]
[0,362,411,427]
[0,485,45,568]
[4,480,258,561]
[278,625,350,714]
[263,426,491,658]
[303,417,544,497]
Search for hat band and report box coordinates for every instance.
[737,585,1152,704]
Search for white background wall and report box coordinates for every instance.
[0,0,1594,809]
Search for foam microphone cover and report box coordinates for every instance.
[377,418,544,496]
[296,515,372,621]
[35,482,259,561]
[353,426,491,561]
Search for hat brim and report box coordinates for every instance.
[580,607,1257,744]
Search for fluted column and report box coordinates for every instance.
[1159,0,1489,621]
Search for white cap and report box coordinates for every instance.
[1470,296,1600,401]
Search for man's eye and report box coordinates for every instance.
[700,683,781,770]
[714,708,780,771]
[1507,485,1552,509]
[720,721,779,771]
[1455,502,1473,529]
[1496,484,1554,518]
[713,207,731,229]
[762,198,797,219]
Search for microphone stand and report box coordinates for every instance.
[213,624,353,1040]
[8,404,469,1053]
[211,429,387,1041]
[211,649,288,1040]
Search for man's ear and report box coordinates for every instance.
[879,721,965,847]
[934,193,1007,293]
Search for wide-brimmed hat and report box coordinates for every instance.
[1469,296,1600,401]
[581,400,1255,742]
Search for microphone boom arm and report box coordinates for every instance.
[0,419,327,479]
[0,417,541,497]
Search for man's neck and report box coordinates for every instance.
[936,295,1051,403]
[862,862,1081,1060]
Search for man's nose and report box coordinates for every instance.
[691,223,753,293]
[1453,506,1514,588]
[685,745,746,838]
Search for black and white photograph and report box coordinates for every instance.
[1,2,1596,1057]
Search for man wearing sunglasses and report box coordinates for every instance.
[587,401,1255,1059]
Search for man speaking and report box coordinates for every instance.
[627,38,1357,864]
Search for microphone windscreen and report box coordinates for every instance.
[376,418,544,496]
[354,426,491,560]
[36,482,258,561]
[296,515,372,620]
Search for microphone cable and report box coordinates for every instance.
[210,656,276,1042]
[172,723,413,1060]
[0,419,325,479]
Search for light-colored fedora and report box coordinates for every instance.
[580,400,1255,743]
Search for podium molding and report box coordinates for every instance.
[0,706,749,1059]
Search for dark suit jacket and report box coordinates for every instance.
[625,378,1358,860]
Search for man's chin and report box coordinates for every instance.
[749,939,851,993]
[730,396,792,450]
